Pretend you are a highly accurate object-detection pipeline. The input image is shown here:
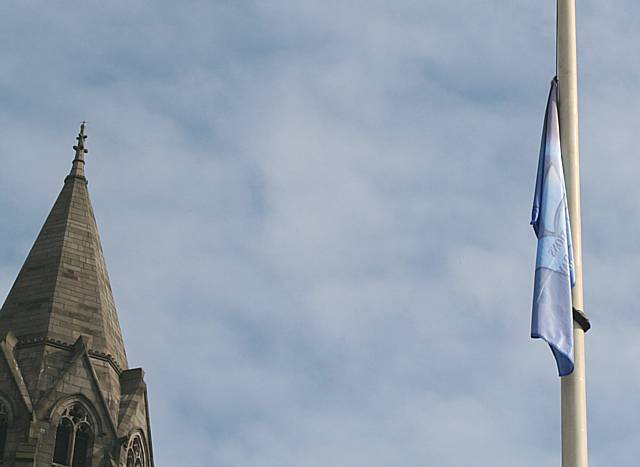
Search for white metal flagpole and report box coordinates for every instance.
[556,1,590,467]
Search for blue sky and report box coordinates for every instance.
[1,1,639,466]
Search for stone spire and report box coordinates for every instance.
[0,125,153,466]
[0,124,128,389]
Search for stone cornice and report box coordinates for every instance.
[16,336,124,375]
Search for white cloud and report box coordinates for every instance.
[0,1,639,465]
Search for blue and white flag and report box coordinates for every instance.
[531,78,576,377]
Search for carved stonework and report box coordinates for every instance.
[0,126,153,466]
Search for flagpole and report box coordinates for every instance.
[556,1,590,467]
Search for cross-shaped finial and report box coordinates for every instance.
[68,122,90,179]
[73,121,88,157]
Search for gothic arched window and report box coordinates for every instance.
[0,401,8,461]
[126,434,146,467]
[52,403,93,467]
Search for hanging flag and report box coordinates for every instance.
[531,78,576,376]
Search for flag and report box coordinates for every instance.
[531,78,576,377]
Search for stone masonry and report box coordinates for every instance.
[0,125,154,466]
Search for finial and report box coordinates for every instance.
[69,121,89,179]
[73,121,88,161]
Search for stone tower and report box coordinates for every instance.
[0,125,154,466]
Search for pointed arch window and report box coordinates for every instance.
[126,434,146,467]
[52,403,93,467]
[0,401,8,461]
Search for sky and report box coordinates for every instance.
[0,1,639,466]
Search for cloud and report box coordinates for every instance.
[1,1,639,465]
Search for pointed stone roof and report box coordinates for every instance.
[0,124,128,370]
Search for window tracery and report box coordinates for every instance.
[126,434,145,467]
[52,403,93,467]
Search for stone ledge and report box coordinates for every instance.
[15,336,123,374]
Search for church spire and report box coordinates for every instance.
[69,121,88,178]
[0,126,154,466]
[0,125,128,390]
